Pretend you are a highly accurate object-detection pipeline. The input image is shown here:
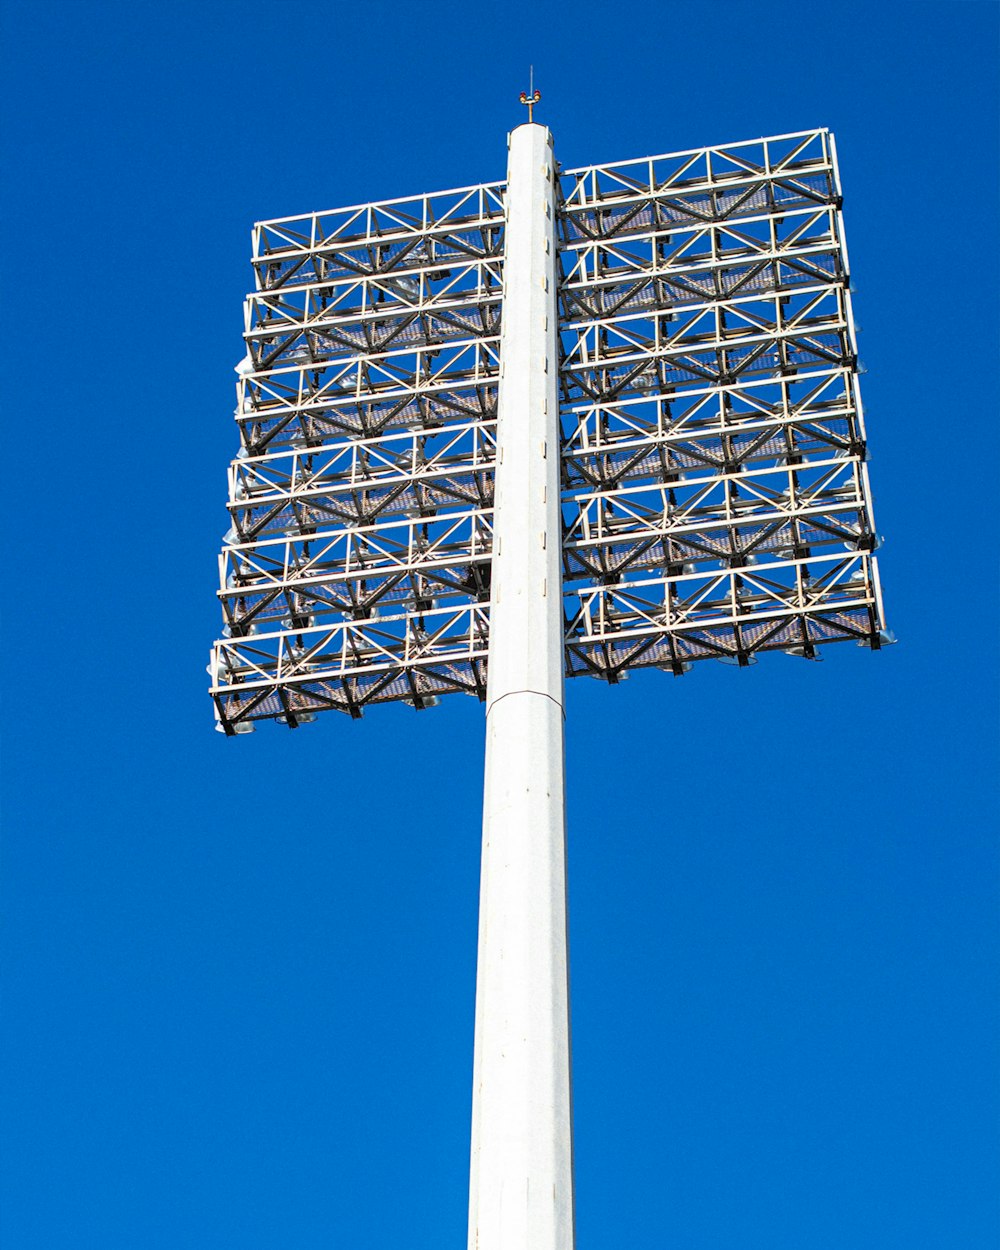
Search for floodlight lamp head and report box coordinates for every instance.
[208,126,890,737]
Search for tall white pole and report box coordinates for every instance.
[468,123,574,1250]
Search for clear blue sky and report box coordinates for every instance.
[2,2,997,1247]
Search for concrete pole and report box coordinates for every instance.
[468,123,574,1250]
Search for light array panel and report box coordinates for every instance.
[211,182,506,729]
[557,129,885,679]
[210,129,886,732]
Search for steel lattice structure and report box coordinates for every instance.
[207,120,890,1250]
[209,127,886,733]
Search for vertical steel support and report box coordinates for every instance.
[468,124,573,1250]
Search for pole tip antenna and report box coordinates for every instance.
[519,66,540,123]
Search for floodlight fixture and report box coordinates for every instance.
[209,111,888,1250]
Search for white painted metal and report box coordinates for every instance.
[210,128,889,732]
[208,121,890,1250]
[210,127,889,732]
[468,122,573,1250]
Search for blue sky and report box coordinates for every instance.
[2,2,997,1247]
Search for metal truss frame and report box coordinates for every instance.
[210,128,887,732]
[556,130,885,680]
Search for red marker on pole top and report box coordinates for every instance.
[519,66,540,122]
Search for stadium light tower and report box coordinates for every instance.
[209,99,889,1250]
